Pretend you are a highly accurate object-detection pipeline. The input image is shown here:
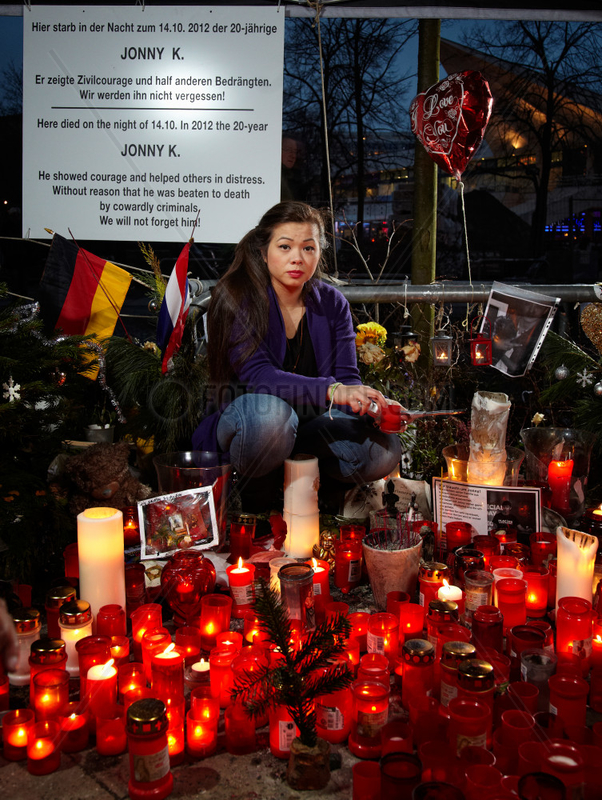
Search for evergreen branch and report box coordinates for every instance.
[252,579,295,666]
[305,663,355,698]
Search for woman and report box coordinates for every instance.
[192,201,403,512]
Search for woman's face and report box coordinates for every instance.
[264,221,321,298]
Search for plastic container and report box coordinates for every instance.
[126,698,173,800]
[7,607,41,686]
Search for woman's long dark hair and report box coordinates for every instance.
[207,202,329,393]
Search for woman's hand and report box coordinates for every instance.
[330,384,391,416]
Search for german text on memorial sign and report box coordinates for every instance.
[23,6,284,242]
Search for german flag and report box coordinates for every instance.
[39,233,132,339]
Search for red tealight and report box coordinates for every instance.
[27,720,61,775]
[110,635,130,668]
[226,558,256,619]
[305,557,331,623]
[60,702,89,753]
[130,602,162,661]
[87,659,118,723]
[199,594,233,650]
[96,604,127,638]
[151,643,185,703]
[2,708,35,761]
[96,710,128,756]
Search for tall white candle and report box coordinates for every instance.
[556,526,598,610]
[283,509,320,559]
[78,507,126,630]
[284,455,319,516]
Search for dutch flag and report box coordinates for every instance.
[156,241,192,373]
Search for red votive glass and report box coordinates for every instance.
[118,661,146,700]
[110,635,130,668]
[488,554,519,572]
[348,679,391,759]
[306,557,331,623]
[522,567,549,618]
[447,696,491,756]
[517,740,544,777]
[548,673,589,727]
[27,720,61,775]
[501,709,536,747]
[2,707,35,761]
[45,585,77,639]
[122,504,140,548]
[379,752,423,797]
[268,703,299,759]
[174,626,201,664]
[97,709,128,756]
[358,652,390,685]
[199,593,233,650]
[243,609,269,645]
[151,643,185,703]
[457,659,495,717]
[334,537,362,593]
[367,611,399,666]
[226,558,256,619]
[325,600,350,623]
[229,513,256,561]
[541,740,584,794]
[28,638,67,707]
[529,532,557,567]
[556,596,593,677]
[87,659,118,723]
[419,738,463,785]
[165,694,185,765]
[130,603,162,661]
[209,646,237,708]
[232,648,269,727]
[471,605,504,655]
[124,687,156,714]
[509,625,546,681]
[401,638,435,710]
[465,764,503,800]
[440,641,477,708]
[472,536,500,570]
[340,523,366,541]
[463,570,495,626]
[426,600,458,651]
[225,702,256,755]
[492,528,518,553]
[547,558,557,609]
[495,578,527,633]
[125,563,148,616]
[352,760,381,800]
[126,698,173,799]
[381,718,414,755]
[96,604,127,638]
[63,541,79,584]
[445,521,473,552]
[517,772,568,800]
[348,611,370,652]
[76,634,111,700]
[344,637,361,673]
[60,701,89,753]
[507,680,540,714]
[141,628,171,683]
[187,685,219,757]
[33,668,70,721]
[398,602,425,641]
[526,619,554,652]
[419,562,449,622]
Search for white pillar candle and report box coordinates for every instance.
[284,454,319,517]
[78,508,126,630]
[556,526,598,610]
[283,509,320,559]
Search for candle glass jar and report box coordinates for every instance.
[454,548,485,588]
[334,538,362,593]
[540,741,585,793]
[419,562,449,620]
[379,752,422,797]
[526,619,555,652]
[398,602,425,641]
[357,652,390,685]
[517,772,568,800]
[27,720,61,775]
[2,707,35,761]
[60,701,89,753]
[125,563,148,616]
[151,646,185,703]
[464,570,495,626]
[119,661,146,699]
[188,685,220,757]
[161,550,217,627]
[401,639,434,710]
[97,710,128,756]
[426,599,458,651]
[110,635,131,667]
[367,612,399,666]
[269,703,300,758]
[509,626,547,681]
[447,696,491,756]
[522,567,549,618]
[471,536,500,569]
[529,532,557,567]
[122,504,141,548]
[225,703,256,755]
[306,558,332,623]
[348,679,390,759]
[96,604,127,637]
[45,585,77,639]
[229,513,256,562]
[164,694,185,765]
[7,607,41,686]
[556,596,593,676]
[58,599,93,677]
[33,668,70,721]
[457,659,495,716]
[28,638,67,706]
[495,578,527,633]
[130,603,163,661]
[226,560,256,619]
[87,660,118,725]
[440,641,477,708]
[76,634,112,698]
[548,673,589,728]
[142,629,171,683]
[126,698,173,800]
[209,647,237,708]
[314,662,353,745]
[471,605,504,655]
[445,521,473,552]
[279,563,316,632]
[199,593,233,650]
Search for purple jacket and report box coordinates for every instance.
[191,281,362,452]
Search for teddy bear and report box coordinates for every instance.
[64,440,153,516]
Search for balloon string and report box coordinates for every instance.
[459,180,472,329]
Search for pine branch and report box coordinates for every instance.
[252,579,295,665]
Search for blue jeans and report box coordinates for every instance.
[216,393,401,487]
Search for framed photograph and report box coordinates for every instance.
[482,282,560,377]
[137,486,219,560]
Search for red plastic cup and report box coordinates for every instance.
[548,673,589,728]
[447,697,492,756]
[501,710,536,747]
[517,740,543,776]
[506,681,539,714]
[381,719,413,755]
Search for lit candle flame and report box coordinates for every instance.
[237,556,244,570]
[597,635,602,644]
[442,578,450,590]
[312,558,318,569]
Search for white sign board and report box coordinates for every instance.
[23,6,284,243]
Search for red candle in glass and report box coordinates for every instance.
[45,585,77,639]
[526,619,555,652]
[130,602,162,661]
[437,580,465,617]
[348,679,390,759]
[398,602,425,641]
[151,643,185,702]
[541,740,585,794]
[141,628,171,683]
[419,562,449,621]
[445,521,472,552]
[199,594,233,651]
[76,634,112,699]
[243,609,269,645]
[2,707,35,761]
[334,538,362,593]
[28,638,68,707]
[340,523,366,541]
[124,686,156,714]
[556,596,593,676]
[174,626,201,665]
[225,702,256,754]
[60,701,89,753]
[522,567,549,618]
[232,649,269,727]
[529,532,557,567]
[495,578,527,633]
[471,605,504,655]
[344,636,361,673]
[347,611,370,652]
[358,652,390,685]
[27,720,61,775]
[492,528,518,554]
[33,668,70,721]
[122,504,140,548]
[63,541,79,584]
[226,558,256,619]
[126,698,173,799]
[401,639,435,710]
[87,658,118,721]
[447,696,491,756]
[187,685,220,757]
[592,619,602,670]
[209,646,237,708]
[215,630,243,652]
[97,710,128,756]
[269,703,300,758]
[165,694,185,765]
[325,600,349,623]
[367,612,400,666]
[97,604,127,638]
[489,554,520,573]
[548,673,589,727]
[440,641,477,708]
[118,661,146,700]
[472,536,500,570]
[548,458,574,515]
[125,563,148,617]
[228,513,255,562]
[109,635,130,668]
[305,558,331,623]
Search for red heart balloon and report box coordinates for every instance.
[410,71,493,181]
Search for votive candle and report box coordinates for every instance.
[32,668,70,721]
[130,602,162,661]
[60,701,89,753]
[2,708,35,761]
[87,659,118,722]
[306,557,331,622]
[438,580,465,617]
[151,643,185,703]
[118,661,146,700]
[110,635,130,668]
[27,720,61,775]
[199,594,233,650]
[226,558,256,619]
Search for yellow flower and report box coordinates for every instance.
[358,343,387,366]
[356,322,387,347]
